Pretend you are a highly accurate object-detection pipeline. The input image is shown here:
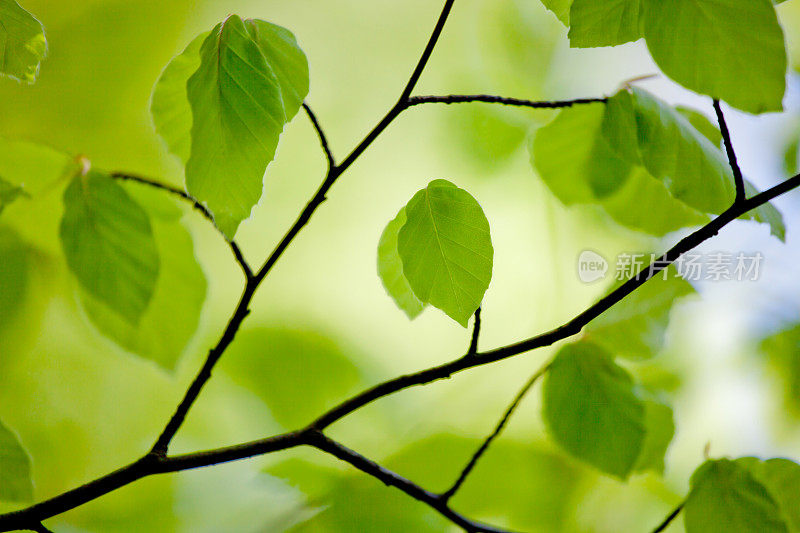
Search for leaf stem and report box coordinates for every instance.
[651,501,685,533]
[302,103,335,170]
[712,99,746,203]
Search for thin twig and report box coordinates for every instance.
[306,431,516,533]
[651,501,685,533]
[110,172,253,280]
[1,168,798,528]
[147,0,457,458]
[406,94,607,109]
[441,362,549,502]
[467,307,482,355]
[712,99,746,203]
[303,103,335,170]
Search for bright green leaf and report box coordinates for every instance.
[676,106,723,148]
[568,0,642,47]
[760,324,800,418]
[587,272,695,360]
[540,0,572,24]
[0,227,29,332]
[530,100,709,235]
[0,139,75,196]
[632,399,674,474]
[60,171,160,325]
[685,459,788,533]
[738,457,800,531]
[377,207,425,319]
[642,0,786,114]
[184,15,309,238]
[543,341,646,478]
[221,328,362,428]
[0,418,32,501]
[80,187,206,370]
[0,0,46,83]
[397,180,493,327]
[150,31,208,162]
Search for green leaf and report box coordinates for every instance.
[685,459,788,533]
[0,177,27,216]
[676,106,723,148]
[540,0,572,24]
[184,15,309,238]
[0,139,75,196]
[738,457,800,531]
[0,0,46,83]
[60,170,160,325]
[377,207,425,319]
[632,399,674,474]
[642,0,786,114]
[530,100,709,235]
[150,31,208,162]
[543,341,646,478]
[396,180,493,327]
[220,328,362,428]
[586,272,695,360]
[760,324,800,418]
[568,0,642,47]
[0,418,32,501]
[80,186,206,370]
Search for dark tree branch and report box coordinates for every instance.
[110,172,253,280]
[712,99,746,203]
[302,103,335,170]
[467,307,482,355]
[307,431,515,533]
[310,171,800,431]
[146,0,457,460]
[651,501,685,533]
[406,94,607,109]
[441,362,549,502]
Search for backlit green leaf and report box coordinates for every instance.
[684,459,788,533]
[0,0,46,83]
[184,15,309,238]
[642,0,786,114]
[80,186,206,370]
[530,100,709,235]
[377,206,425,319]
[760,324,800,418]
[0,418,32,501]
[0,228,30,332]
[568,0,642,47]
[540,0,572,24]
[397,180,493,327]
[60,170,160,325]
[587,272,695,360]
[738,457,800,531]
[632,399,674,474]
[543,341,646,478]
[150,31,208,162]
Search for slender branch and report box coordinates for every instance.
[147,0,457,459]
[467,307,482,355]
[307,431,515,533]
[303,103,335,170]
[310,170,800,430]
[441,362,549,502]
[712,99,745,203]
[110,172,253,280]
[651,501,685,533]
[406,94,607,109]
[28,524,52,533]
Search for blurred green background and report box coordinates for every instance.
[3,0,800,531]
